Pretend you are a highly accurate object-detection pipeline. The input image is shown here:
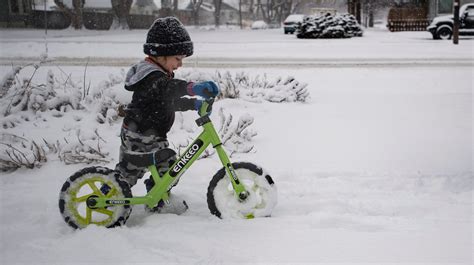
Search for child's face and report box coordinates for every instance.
[158,55,185,73]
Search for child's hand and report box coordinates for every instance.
[188,81,220,98]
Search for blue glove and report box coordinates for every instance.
[188,81,219,98]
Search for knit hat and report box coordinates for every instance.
[143,17,193,57]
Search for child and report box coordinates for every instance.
[116,17,219,214]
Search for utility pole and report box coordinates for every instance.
[453,0,460,44]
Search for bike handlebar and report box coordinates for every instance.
[198,97,215,117]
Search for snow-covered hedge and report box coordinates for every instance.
[0,61,309,171]
[180,71,309,103]
[296,13,363,39]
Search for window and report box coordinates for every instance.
[9,0,31,14]
[466,8,474,17]
[438,0,453,14]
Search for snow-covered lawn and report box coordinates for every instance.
[0,28,472,264]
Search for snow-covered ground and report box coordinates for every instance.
[0,27,473,265]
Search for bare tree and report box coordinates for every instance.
[111,0,133,29]
[214,0,223,27]
[190,0,204,26]
[160,0,173,16]
[54,0,85,29]
[173,0,179,14]
[257,0,294,24]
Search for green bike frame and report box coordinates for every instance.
[88,100,249,210]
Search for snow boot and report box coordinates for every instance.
[144,177,188,215]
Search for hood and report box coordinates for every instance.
[124,60,166,90]
[431,15,453,24]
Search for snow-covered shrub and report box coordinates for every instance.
[218,109,256,156]
[86,73,125,124]
[58,129,109,165]
[1,62,307,169]
[172,108,256,159]
[0,64,125,128]
[0,66,21,98]
[0,133,47,172]
[296,13,363,39]
[0,66,83,124]
[0,129,110,171]
[178,71,310,103]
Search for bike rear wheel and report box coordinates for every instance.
[207,162,277,219]
[58,166,132,229]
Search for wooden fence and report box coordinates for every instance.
[387,19,430,32]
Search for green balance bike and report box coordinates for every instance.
[59,98,277,229]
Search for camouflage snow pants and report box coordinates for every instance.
[115,123,176,187]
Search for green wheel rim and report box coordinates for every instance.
[67,176,120,227]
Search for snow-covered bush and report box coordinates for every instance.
[86,72,125,124]
[0,129,110,171]
[0,64,124,128]
[58,129,110,165]
[179,71,310,103]
[0,133,47,171]
[172,108,256,159]
[296,13,363,39]
[0,62,309,170]
[1,67,81,126]
[218,109,256,156]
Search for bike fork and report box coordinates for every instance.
[215,145,249,202]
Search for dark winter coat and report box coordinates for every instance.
[123,59,196,138]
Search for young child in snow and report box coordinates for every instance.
[116,17,219,214]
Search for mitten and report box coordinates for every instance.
[188,81,219,98]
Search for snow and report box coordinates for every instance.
[0,27,473,264]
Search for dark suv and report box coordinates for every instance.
[427,3,474,39]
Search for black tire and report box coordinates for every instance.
[207,162,277,219]
[58,166,132,229]
[436,25,453,40]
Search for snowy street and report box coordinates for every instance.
[1,27,473,66]
[0,27,473,265]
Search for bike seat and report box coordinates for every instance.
[122,148,176,167]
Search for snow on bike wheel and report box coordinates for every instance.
[207,162,277,219]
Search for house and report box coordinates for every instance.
[183,0,241,26]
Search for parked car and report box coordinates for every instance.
[251,20,268,30]
[283,14,305,34]
[427,3,474,39]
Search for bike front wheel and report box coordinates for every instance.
[207,162,277,219]
[58,166,132,229]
